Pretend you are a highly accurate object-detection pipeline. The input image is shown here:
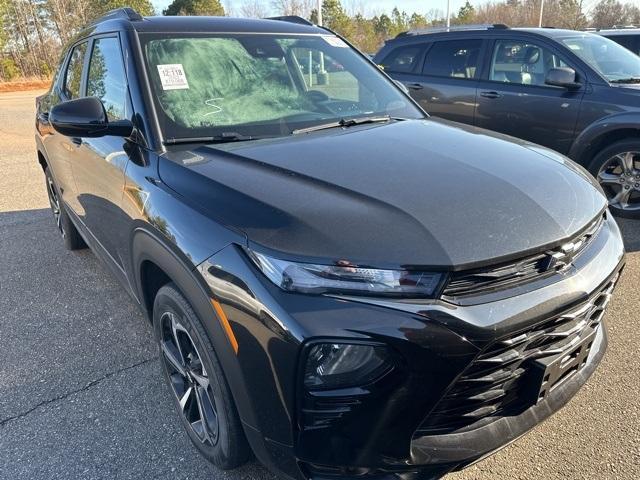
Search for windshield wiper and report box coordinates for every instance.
[610,77,640,84]
[292,115,391,135]
[164,132,266,145]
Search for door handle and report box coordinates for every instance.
[71,137,83,146]
[407,83,424,90]
[480,91,502,99]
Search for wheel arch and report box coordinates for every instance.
[130,228,261,427]
[35,135,50,172]
[139,259,172,321]
[569,113,640,166]
[131,227,216,325]
[37,150,48,172]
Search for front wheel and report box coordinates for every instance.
[589,140,640,218]
[153,284,250,469]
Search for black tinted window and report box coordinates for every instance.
[422,39,482,79]
[87,37,128,121]
[382,45,423,73]
[608,35,640,55]
[64,42,87,99]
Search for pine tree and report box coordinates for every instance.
[163,0,225,16]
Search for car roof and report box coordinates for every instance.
[385,26,596,45]
[89,13,325,36]
[596,28,640,36]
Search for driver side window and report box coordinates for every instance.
[490,40,570,86]
[86,37,128,121]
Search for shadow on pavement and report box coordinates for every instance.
[0,207,275,480]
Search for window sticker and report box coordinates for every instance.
[157,64,189,90]
[322,35,348,48]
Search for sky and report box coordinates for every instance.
[150,0,472,17]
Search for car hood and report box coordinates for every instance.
[160,119,606,270]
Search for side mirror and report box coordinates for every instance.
[545,67,582,90]
[49,97,133,138]
[394,79,410,94]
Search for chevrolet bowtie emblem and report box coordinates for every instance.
[541,240,583,272]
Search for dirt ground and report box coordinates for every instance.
[0,78,51,93]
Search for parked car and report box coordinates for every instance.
[375,25,640,217]
[36,9,625,480]
[596,27,640,55]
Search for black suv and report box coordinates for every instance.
[596,27,640,56]
[375,25,640,217]
[36,10,624,480]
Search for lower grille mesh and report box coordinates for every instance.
[415,272,619,436]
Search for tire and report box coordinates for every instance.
[153,284,250,469]
[588,140,640,219]
[44,167,86,250]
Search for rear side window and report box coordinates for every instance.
[422,39,482,79]
[64,42,88,99]
[381,45,423,73]
[87,37,128,121]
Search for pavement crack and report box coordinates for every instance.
[0,356,158,428]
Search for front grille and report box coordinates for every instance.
[443,213,605,298]
[415,271,619,436]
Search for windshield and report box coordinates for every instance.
[141,33,423,141]
[561,34,640,82]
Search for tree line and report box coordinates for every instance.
[1,0,639,81]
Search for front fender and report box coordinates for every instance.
[130,229,262,431]
[569,111,640,164]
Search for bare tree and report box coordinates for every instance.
[240,0,270,18]
[5,0,640,83]
[271,0,312,17]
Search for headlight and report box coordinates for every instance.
[250,251,444,297]
[304,343,391,390]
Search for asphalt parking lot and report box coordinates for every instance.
[1,90,639,480]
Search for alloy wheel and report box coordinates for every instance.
[597,151,640,212]
[159,311,220,446]
[46,176,65,238]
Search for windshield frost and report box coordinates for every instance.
[143,34,422,139]
[561,34,640,82]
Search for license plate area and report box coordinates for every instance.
[526,328,597,403]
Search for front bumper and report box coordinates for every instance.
[411,321,608,469]
[197,214,625,480]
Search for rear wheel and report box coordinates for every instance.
[153,284,250,469]
[44,167,86,250]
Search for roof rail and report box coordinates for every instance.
[398,23,508,37]
[266,15,314,26]
[92,7,143,24]
[589,25,639,31]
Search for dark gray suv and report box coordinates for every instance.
[375,25,640,217]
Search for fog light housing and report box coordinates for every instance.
[303,343,391,390]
